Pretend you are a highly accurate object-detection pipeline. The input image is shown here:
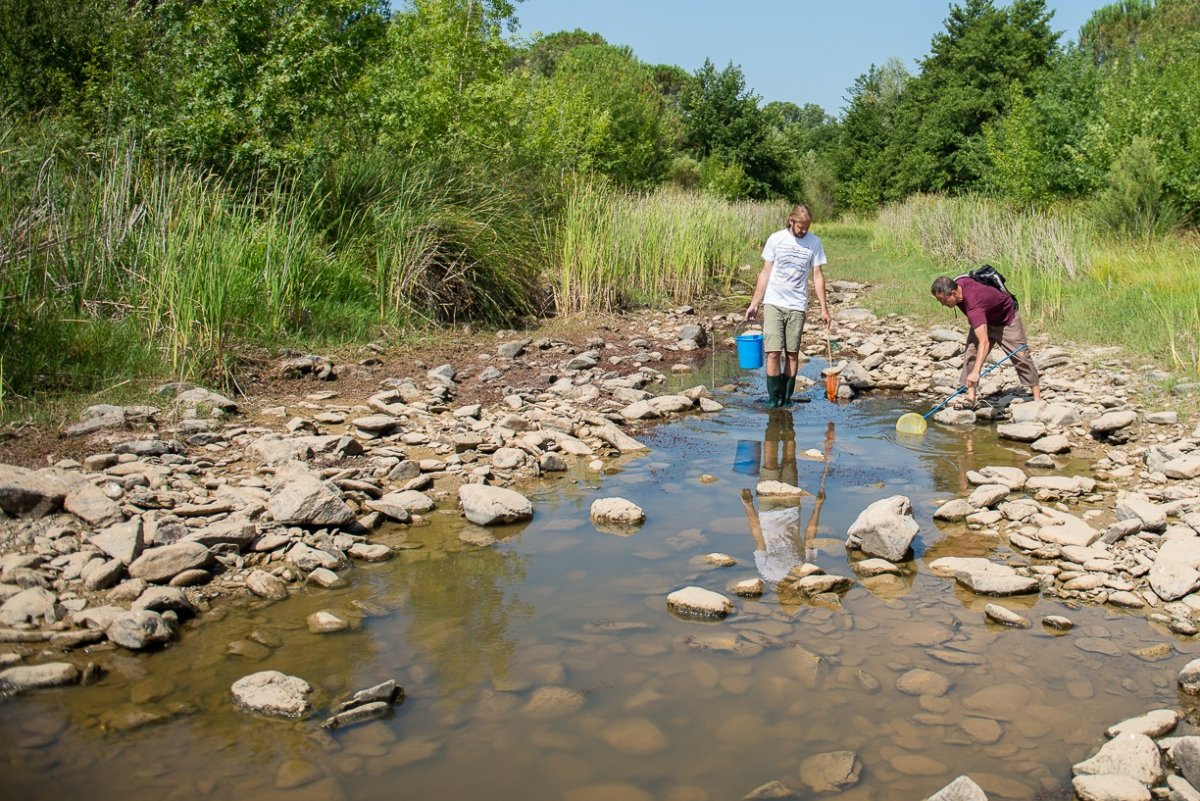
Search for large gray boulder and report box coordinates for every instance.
[847,496,918,561]
[269,463,355,526]
[88,518,145,565]
[459,484,533,526]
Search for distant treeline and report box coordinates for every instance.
[0,0,1197,405]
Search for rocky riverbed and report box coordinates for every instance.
[2,281,1200,800]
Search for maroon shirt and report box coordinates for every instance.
[956,277,1015,329]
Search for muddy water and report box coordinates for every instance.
[2,357,1195,801]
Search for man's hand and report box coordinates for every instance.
[821,307,831,329]
[744,303,759,323]
[965,369,980,389]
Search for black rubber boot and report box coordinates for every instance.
[782,375,796,406]
[765,375,783,407]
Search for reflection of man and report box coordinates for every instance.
[740,420,836,581]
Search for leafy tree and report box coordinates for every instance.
[150,0,389,170]
[510,28,606,76]
[829,58,911,211]
[518,44,672,187]
[679,59,783,198]
[884,0,1059,197]
[1078,0,1156,64]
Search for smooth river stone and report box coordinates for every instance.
[961,682,1031,721]
[896,668,951,697]
[520,686,586,720]
[597,717,669,755]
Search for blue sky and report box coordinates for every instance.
[508,0,1108,116]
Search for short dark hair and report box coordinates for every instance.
[931,276,957,297]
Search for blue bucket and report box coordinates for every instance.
[736,333,764,369]
[733,440,761,475]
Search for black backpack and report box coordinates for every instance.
[959,264,1019,310]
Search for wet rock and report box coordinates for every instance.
[1106,709,1178,738]
[113,439,184,458]
[925,775,988,801]
[667,586,733,619]
[968,484,1009,509]
[231,670,312,718]
[131,586,196,617]
[590,497,645,526]
[731,578,764,596]
[459,485,533,526]
[742,780,800,800]
[933,408,977,426]
[1072,732,1163,786]
[287,543,342,572]
[128,542,213,583]
[1071,775,1149,801]
[795,574,854,595]
[306,567,344,588]
[1177,659,1200,694]
[598,716,670,755]
[307,610,350,633]
[798,750,860,792]
[1031,434,1071,454]
[985,603,1031,628]
[269,465,355,527]
[896,668,951,697]
[107,609,175,650]
[846,495,918,561]
[962,682,1030,721]
[997,422,1046,442]
[520,686,586,720]
[347,542,393,562]
[934,499,975,521]
[1173,738,1200,790]
[0,662,80,694]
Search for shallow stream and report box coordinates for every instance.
[2,355,1195,801]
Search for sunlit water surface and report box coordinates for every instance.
[2,355,1195,801]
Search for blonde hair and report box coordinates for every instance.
[787,204,812,227]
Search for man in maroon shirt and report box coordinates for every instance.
[930,275,1041,408]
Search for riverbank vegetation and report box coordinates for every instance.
[2,0,1198,417]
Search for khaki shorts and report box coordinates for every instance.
[763,304,806,353]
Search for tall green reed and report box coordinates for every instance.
[556,182,785,314]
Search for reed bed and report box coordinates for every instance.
[555,183,786,314]
[0,126,543,410]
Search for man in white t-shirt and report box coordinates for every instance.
[744,204,831,407]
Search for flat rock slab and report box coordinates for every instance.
[0,662,80,693]
[231,670,312,718]
[129,542,213,584]
[667,586,733,619]
[1073,732,1164,786]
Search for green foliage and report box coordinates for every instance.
[830,59,911,211]
[679,60,782,199]
[1078,0,1157,64]
[885,0,1060,196]
[510,28,606,76]
[1092,137,1180,237]
[151,0,389,170]
[518,44,672,188]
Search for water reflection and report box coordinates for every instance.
[0,354,1191,801]
[389,522,532,706]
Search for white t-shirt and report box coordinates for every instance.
[760,228,827,311]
